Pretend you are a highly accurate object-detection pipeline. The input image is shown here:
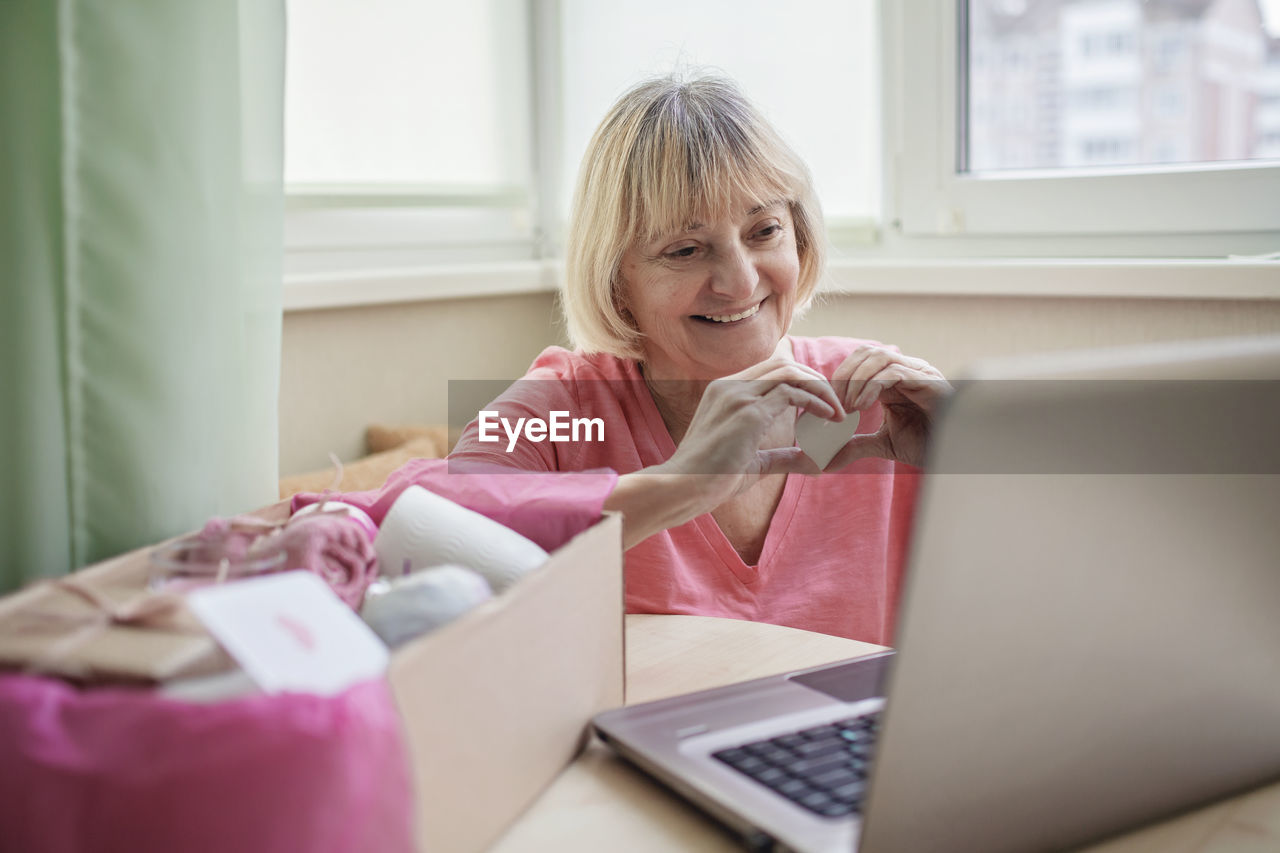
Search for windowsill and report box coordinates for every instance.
[282,260,557,312]
[282,257,1280,313]
[821,257,1280,300]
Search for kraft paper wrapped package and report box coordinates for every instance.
[0,675,414,853]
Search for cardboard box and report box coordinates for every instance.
[389,511,624,851]
[0,507,625,852]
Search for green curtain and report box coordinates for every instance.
[0,0,284,593]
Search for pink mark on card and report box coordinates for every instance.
[275,612,317,652]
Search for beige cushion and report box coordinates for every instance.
[278,425,454,500]
[365,424,452,455]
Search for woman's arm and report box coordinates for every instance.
[603,468,708,550]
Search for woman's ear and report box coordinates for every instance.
[612,277,634,325]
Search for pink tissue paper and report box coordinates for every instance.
[291,457,619,553]
[0,675,414,853]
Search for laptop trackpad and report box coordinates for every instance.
[788,652,894,703]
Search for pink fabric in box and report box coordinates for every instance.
[291,458,619,553]
[0,674,414,853]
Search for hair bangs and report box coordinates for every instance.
[626,90,801,246]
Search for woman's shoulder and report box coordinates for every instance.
[527,345,639,382]
[788,335,893,377]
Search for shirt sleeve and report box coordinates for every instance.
[449,362,581,472]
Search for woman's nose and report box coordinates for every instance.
[709,244,758,299]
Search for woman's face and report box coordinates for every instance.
[618,197,801,381]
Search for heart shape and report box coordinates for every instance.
[795,410,861,470]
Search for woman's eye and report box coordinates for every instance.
[754,224,782,240]
[665,245,699,260]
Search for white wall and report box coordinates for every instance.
[279,291,566,475]
[278,286,1280,476]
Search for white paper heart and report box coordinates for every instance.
[795,410,862,469]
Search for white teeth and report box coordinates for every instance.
[700,303,761,323]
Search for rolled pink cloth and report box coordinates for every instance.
[166,512,378,609]
[184,517,261,564]
[270,513,380,609]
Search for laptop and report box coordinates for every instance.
[593,334,1280,852]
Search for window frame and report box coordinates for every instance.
[887,0,1280,242]
[282,0,547,276]
[284,0,887,279]
[282,0,1280,300]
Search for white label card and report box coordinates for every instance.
[188,570,388,696]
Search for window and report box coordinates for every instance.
[284,0,1280,279]
[284,0,537,273]
[284,0,881,275]
[891,0,1280,241]
[557,0,879,246]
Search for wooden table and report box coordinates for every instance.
[493,614,1280,852]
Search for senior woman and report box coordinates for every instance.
[451,74,949,645]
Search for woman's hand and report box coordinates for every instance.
[825,345,952,470]
[660,358,844,507]
[607,357,843,549]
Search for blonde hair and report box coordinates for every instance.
[563,73,826,360]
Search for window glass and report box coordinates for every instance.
[559,0,880,224]
[966,0,1280,172]
[284,0,530,191]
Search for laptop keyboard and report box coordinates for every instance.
[711,712,880,819]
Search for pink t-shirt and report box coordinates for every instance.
[451,336,920,645]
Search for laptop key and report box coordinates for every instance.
[817,801,857,818]
[848,743,876,761]
[775,778,813,799]
[751,745,797,765]
[750,766,790,786]
[831,780,868,804]
[713,748,750,765]
[793,738,847,758]
[810,767,860,791]
[798,791,835,811]
[783,754,850,778]
[801,724,841,741]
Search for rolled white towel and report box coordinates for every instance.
[361,566,493,648]
[374,485,548,593]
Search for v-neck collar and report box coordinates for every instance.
[622,343,808,584]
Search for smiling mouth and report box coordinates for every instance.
[694,301,762,324]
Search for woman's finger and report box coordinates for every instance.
[756,446,823,477]
[854,367,951,414]
[708,365,843,420]
[834,347,899,410]
[730,356,828,384]
[823,428,890,472]
[758,380,840,422]
[754,368,844,419]
[833,346,946,410]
